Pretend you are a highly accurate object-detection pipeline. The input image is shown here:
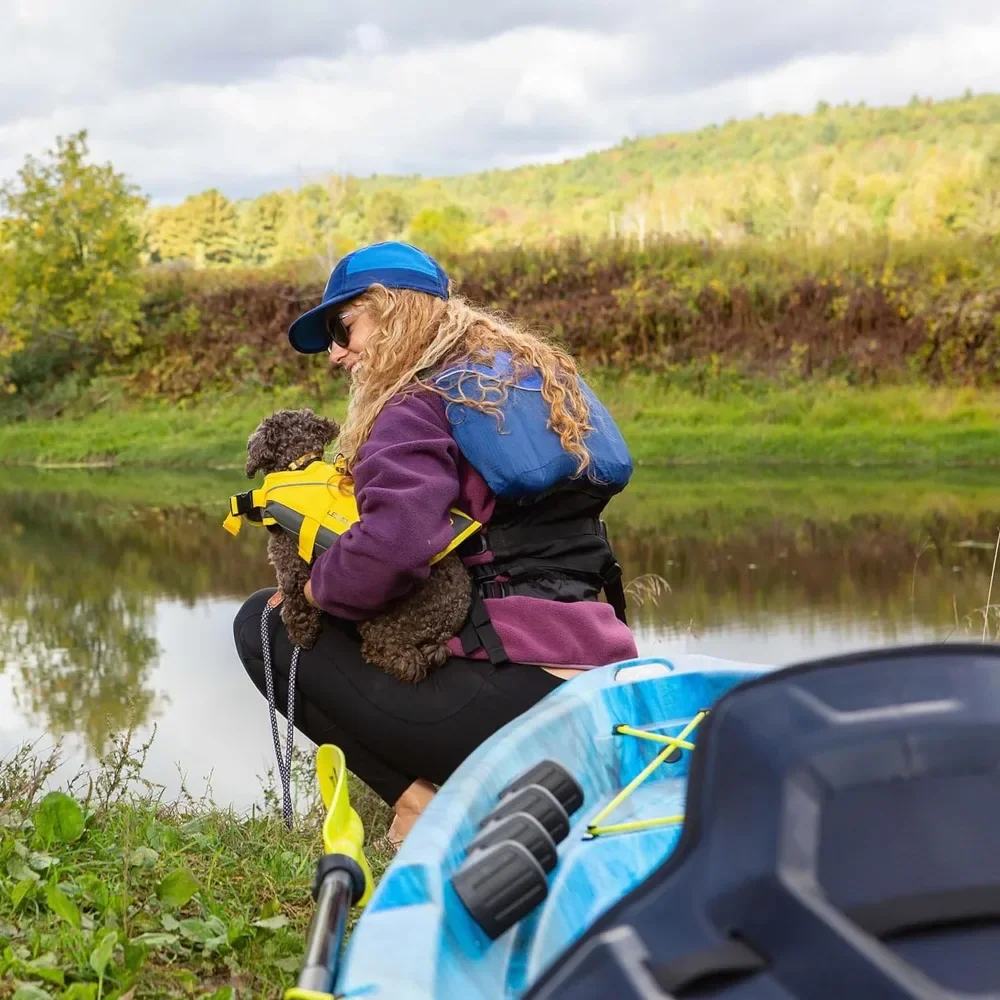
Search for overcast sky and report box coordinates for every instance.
[3,1,999,205]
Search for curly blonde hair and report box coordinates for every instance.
[334,284,594,479]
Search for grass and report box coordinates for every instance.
[0,730,395,1000]
[594,374,1000,468]
[2,375,1000,470]
[0,385,348,471]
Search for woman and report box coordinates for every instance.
[233,241,637,848]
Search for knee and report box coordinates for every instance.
[232,587,277,666]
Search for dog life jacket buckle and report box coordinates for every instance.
[229,490,259,518]
[223,489,266,536]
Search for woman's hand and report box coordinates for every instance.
[304,578,320,609]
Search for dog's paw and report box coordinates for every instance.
[360,634,432,684]
[418,641,451,669]
[289,620,321,650]
[392,647,433,684]
[281,604,321,650]
[287,630,320,651]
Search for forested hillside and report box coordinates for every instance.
[145,92,1000,270]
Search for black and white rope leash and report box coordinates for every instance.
[260,599,300,828]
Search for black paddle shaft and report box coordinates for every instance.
[294,868,355,994]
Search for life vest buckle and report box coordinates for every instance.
[230,490,258,518]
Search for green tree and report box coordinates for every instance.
[366,189,411,241]
[146,188,238,266]
[0,130,146,392]
[147,200,201,263]
[237,191,287,267]
[187,188,238,265]
[273,176,359,268]
[407,203,477,255]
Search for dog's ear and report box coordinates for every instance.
[245,416,282,478]
[245,428,264,479]
[318,414,341,446]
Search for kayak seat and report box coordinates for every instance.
[526,642,1000,1000]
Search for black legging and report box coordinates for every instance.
[232,588,564,807]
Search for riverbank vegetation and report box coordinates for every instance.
[2,377,999,470]
[0,732,394,999]
[3,92,1000,433]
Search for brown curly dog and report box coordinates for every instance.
[244,408,473,683]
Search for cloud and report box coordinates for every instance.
[1,0,998,203]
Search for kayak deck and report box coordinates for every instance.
[337,654,771,1000]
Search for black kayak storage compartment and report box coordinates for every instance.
[526,642,1000,1000]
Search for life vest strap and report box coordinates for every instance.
[597,519,628,625]
[601,560,628,625]
[228,488,268,520]
[222,512,243,536]
[298,516,322,562]
[430,509,483,565]
[457,587,510,666]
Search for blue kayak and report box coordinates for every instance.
[335,653,772,1000]
[298,641,1000,1000]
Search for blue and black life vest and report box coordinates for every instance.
[433,352,633,664]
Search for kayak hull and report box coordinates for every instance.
[336,653,772,1000]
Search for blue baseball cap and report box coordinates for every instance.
[288,241,450,354]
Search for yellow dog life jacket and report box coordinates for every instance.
[223,458,482,564]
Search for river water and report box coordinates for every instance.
[1,465,997,812]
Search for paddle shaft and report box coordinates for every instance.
[295,868,355,994]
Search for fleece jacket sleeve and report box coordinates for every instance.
[308,392,463,620]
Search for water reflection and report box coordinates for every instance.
[1,466,997,808]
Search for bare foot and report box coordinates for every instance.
[387,779,436,844]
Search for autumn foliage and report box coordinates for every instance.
[124,233,1000,400]
[4,95,1000,405]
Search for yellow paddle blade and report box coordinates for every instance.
[316,744,374,907]
[284,989,336,1000]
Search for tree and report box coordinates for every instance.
[0,495,160,752]
[237,191,287,267]
[278,177,346,269]
[407,204,477,256]
[366,189,411,241]
[146,188,238,266]
[191,188,239,265]
[0,130,146,392]
[273,174,362,270]
[147,199,202,263]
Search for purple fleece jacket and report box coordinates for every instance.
[309,390,638,669]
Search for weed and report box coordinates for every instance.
[0,728,394,999]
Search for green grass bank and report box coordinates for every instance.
[2,375,999,470]
[0,734,395,1000]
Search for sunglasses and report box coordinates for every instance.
[325,307,363,352]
